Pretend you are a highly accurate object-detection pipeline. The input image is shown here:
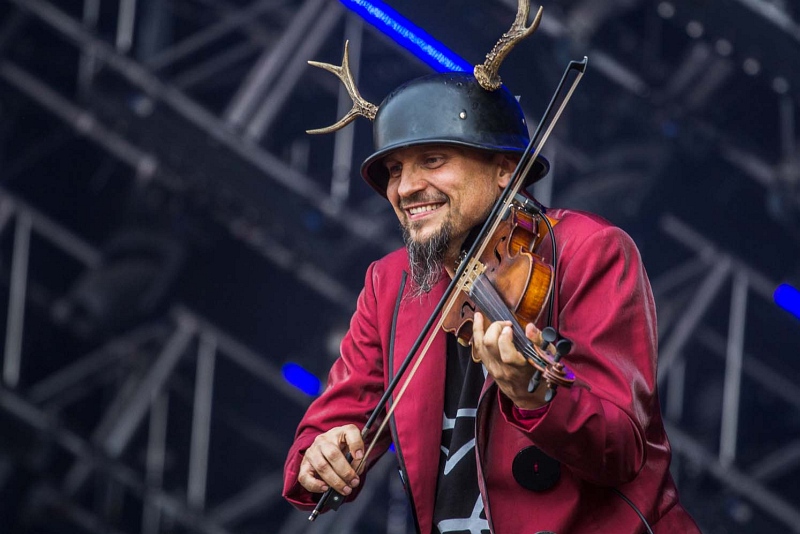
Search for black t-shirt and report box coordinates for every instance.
[431,335,490,534]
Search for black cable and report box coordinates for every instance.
[612,488,655,534]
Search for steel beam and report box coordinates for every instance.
[719,271,748,468]
[330,15,363,205]
[0,386,235,534]
[188,332,216,511]
[667,422,800,533]
[657,255,731,383]
[145,0,277,72]
[209,471,285,527]
[243,1,343,140]
[104,316,196,457]
[11,0,392,249]
[0,61,358,309]
[3,212,31,388]
[142,393,169,534]
[223,0,328,128]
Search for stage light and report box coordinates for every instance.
[339,0,470,73]
[774,283,800,320]
[282,362,323,396]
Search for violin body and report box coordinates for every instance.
[443,203,553,346]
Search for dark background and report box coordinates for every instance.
[0,0,799,532]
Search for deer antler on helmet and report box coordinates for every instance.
[474,1,543,91]
[306,40,378,134]
[307,1,542,135]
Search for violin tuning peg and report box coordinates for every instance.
[544,387,557,403]
[542,327,557,345]
[528,370,542,393]
[555,338,573,359]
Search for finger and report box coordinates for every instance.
[482,320,512,350]
[305,441,359,495]
[297,456,330,493]
[525,323,543,346]
[472,312,485,346]
[340,426,365,466]
[498,324,525,365]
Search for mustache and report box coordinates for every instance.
[399,192,448,209]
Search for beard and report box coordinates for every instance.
[403,218,453,297]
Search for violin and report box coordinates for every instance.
[443,196,575,394]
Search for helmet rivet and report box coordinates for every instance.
[459,110,467,120]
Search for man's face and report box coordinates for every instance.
[383,145,511,263]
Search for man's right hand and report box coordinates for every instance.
[297,424,364,496]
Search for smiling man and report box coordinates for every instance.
[283,4,700,533]
[385,145,515,294]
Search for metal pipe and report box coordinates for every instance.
[719,271,748,468]
[173,306,312,407]
[188,332,216,511]
[660,213,776,300]
[146,0,276,71]
[244,1,343,140]
[3,212,32,388]
[142,393,169,534]
[666,422,800,533]
[10,0,391,247]
[331,14,363,205]
[116,0,137,54]
[0,387,234,534]
[657,255,731,383]
[104,316,196,456]
[223,0,328,128]
[209,471,284,527]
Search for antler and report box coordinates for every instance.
[306,40,378,134]
[474,1,543,91]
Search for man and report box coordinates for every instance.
[283,6,701,533]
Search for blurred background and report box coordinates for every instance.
[0,0,799,532]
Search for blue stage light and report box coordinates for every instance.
[774,283,800,320]
[339,0,470,73]
[282,362,323,396]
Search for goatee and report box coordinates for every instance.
[403,220,453,297]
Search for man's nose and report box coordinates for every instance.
[396,166,426,198]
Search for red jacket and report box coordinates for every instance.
[283,209,700,533]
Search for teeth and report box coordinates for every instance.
[408,204,441,215]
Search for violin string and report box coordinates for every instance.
[470,276,543,365]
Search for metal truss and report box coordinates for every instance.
[3,0,403,311]
[654,213,800,533]
[0,183,413,531]
[0,0,799,532]
[0,187,312,532]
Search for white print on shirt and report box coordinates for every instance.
[441,409,479,475]
[436,495,489,534]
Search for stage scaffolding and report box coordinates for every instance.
[1,0,799,533]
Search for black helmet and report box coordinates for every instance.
[359,72,549,197]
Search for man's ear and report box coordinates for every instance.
[495,154,519,187]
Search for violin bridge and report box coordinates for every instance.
[458,257,487,294]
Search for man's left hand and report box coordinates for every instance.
[471,312,548,410]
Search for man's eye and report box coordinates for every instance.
[387,164,402,177]
[424,156,444,166]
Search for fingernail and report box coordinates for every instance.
[355,450,364,460]
[342,486,352,495]
[351,477,360,488]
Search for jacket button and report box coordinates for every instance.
[512,446,560,492]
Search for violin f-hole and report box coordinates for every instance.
[460,300,477,318]
[493,235,508,267]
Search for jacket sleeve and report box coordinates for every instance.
[499,225,658,487]
[283,260,394,510]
